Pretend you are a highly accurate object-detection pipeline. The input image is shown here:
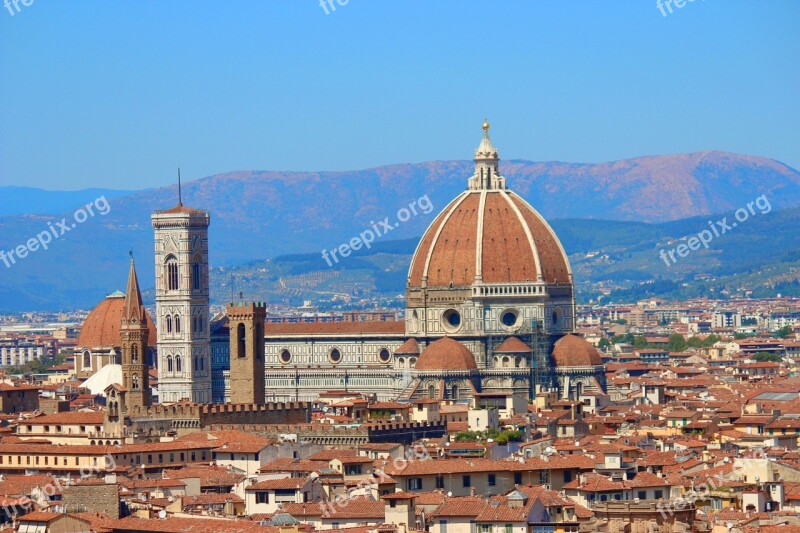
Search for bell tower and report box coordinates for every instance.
[120,255,151,411]
[151,177,212,404]
[227,302,266,405]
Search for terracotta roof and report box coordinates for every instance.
[246,476,311,491]
[77,293,157,348]
[164,465,246,487]
[495,337,531,354]
[177,430,271,454]
[415,337,477,371]
[284,497,384,519]
[182,493,244,505]
[408,189,571,287]
[23,410,105,425]
[0,474,61,497]
[395,338,420,355]
[552,334,604,367]
[107,516,266,533]
[17,512,70,523]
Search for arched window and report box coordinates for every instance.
[165,256,179,291]
[132,374,139,389]
[176,355,182,373]
[237,323,246,358]
[167,356,173,372]
[175,315,181,333]
[83,351,91,369]
[131,345,139,363]
[166,315,172,333]
[192,261,201,291]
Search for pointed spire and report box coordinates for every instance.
[177,168,183,206]
[124,252,146,325]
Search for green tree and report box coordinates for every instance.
[612,333,634,345]
[633,336,650,349]
[752,352,783,363]
[668,333,687,352]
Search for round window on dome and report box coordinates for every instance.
[329,348,342,364]
[279,349,292,364]
[501,309,519,328]
[378,348,391,363]
[442,309,462,332]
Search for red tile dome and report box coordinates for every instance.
[552,334,604,367]
[415,337,477,371]
[407,122,571,291]
[77,292,157,348]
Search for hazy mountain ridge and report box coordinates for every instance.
[1,151,799,311]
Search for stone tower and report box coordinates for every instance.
[227,302,266,405]
[151,190,212,404]
[120,255,151,411]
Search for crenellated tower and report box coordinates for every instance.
[227,302,266,405]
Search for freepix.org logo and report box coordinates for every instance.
[4,0,34,16]
[0,196,112,269]
[321,195,433,267]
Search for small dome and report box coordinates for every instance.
[552,334,604,367]
[415,337,477,371]
[495,337,531,354]
[395,338,420,355]
[77,292,157,348]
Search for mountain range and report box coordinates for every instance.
[1,150,798,311]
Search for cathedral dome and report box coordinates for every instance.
[407,122,571,290]
[415,337,477,371]
[552,334,604,367]
[78,291,157,348]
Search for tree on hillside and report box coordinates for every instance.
[752,352,783,363]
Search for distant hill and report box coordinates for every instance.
[196,207,800,310]
[1,151,799,311]
[0,187,136,216]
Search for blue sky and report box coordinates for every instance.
[1,0,798,190]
